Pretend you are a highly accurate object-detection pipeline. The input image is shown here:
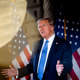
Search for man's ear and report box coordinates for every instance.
[51,25,54,31]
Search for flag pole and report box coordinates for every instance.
[64,17,70,80]
[64,17,67,40]
[9,77,11,80]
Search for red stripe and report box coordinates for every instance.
[23,46,31,80]
[16,55,24,67]
[16,48,31,80]
[25,75,31,80]
[23,46,31,62]
[70,69,79,80]
[73,51,80,68]
[11,46,31,80]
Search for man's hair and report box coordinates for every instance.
[37,18,54,26]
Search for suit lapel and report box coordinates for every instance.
[35,39,43,73]
[44,36,58,72]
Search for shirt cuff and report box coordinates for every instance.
[57,72,60,76]
[16,70,18,79]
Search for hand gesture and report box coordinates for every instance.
[56,60,64,76]
[1,65,17,78]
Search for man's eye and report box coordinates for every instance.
[43,24,46,26]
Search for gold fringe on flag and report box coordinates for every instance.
[64,17,66,40]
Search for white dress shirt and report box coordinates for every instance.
[37,34,55,73]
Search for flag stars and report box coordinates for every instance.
[14,9,16,12]
[76,29,79,32]
[75,35,78,39]
[72,21,75,24]
[69,41,72,44]
[18,46,21,50]
[76,22,79,25]
[57,32,59,35]
[62,19,64,23]
[66,20,69,24]
[23,35,26,38]
[66,26,68,30]
[74,42,77,45]
[58,25,60,28]
[59,12,62,15]
[13,51,15,54]
[13,45,16,48]
[11,2,14,6]
[20,28,22,32]
[17,16,20,19]
[70,34,73,38]
[71,28,74,31]
[14,39,17,43]
[61,33,63,36]
[58,19,61,22]
[62,26,64,29]
[23,41,25,44]
[19,34,22,38]
[19,40,21,44]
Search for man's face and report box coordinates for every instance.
[38,20,54,39]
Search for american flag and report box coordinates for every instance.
[55,5,80,80]
[9,27,33,80]
[11,44,32,80]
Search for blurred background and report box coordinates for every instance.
[0,0,80,80]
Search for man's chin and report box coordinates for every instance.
[41,35,46,38]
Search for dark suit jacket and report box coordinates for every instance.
[18,36,72,80]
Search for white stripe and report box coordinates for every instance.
[26,45,32,55]
[20,51,29,66]
[12,59,21,69]
[30,73,33,80]
[11,77,16,80]
[20,77,26,80]
[77,47,80,56]
[73,56,80,79]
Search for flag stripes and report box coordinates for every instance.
[77,48,80,55]
[20,52,28,66]
[11,44,32,80]
[70,69,79,80]
[73,56,80,79]
[73,50,80,68]
[23,45,31,62]
[69,48,80,80]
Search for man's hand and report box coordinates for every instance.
[1,65,17,78]
[56,60,64,76]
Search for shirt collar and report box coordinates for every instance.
[44,33,55,43]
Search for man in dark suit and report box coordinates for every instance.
[1,18,72,80]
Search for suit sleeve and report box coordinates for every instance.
[17,41,40,78]
[17,47,35,78]
[60,40,73,76]
[18,58,33,78]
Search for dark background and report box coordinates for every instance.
[41,0,80,21]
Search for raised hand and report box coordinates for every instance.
[56,60,64,76]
